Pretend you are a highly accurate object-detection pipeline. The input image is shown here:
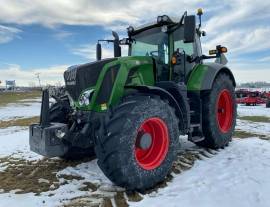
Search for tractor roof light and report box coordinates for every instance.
[217,45,228,53]
[157,16,162,23]
[127,26,134,34]
[157,15,172,25]
[209,45,228,55]
[162,15,169,22]
[197,8,203,29]
[197,8,203,16]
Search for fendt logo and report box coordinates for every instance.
[64,68,77,86]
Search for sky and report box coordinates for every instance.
[0,0,269,86]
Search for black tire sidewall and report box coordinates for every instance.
[96,95,179,190]
[202,73,236,148]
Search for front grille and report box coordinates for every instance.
[96,64,120,104]
[64,58,116,100]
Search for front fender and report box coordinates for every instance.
[128,85,188,134]
[187,63,236,91]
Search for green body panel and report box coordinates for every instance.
[187,64,209,91]
[75,56,155,112]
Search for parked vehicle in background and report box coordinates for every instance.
[236,89,267,106]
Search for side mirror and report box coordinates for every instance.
[96,43,102,60]
[112,31,121,57]
[184,15,196,43]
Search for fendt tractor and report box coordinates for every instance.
[30,9,237,190]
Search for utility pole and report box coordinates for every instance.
[35,73,42,89]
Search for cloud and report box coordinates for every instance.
[227,59,270,83]
[202,27,270,55]
[233,68,270,83]
[72,43,129,61]
[0,0,205,28]
[1,0,270,58]
[201,0,270,58]
[72,44,114,61]
[259,56,270,62]
[205,0,270,34]
[0,25,21,44]
[0,64,68,86]
[53,30,73,40]
[0,0,270,84]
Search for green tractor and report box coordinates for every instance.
[30,9,236,191]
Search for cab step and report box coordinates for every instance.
[189,136,205,143]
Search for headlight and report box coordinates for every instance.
[55,129,66,139]
[79,89,95,106]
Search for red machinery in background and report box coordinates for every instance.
[236,89,267,106]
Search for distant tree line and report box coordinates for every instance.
[237,82,270,88]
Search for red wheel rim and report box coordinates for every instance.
[216,89,233,133]
[135,117,169,170]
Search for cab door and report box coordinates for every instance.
[172,27,197,82]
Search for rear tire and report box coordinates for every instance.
[49,100,95,160]
[196,73,236,149]
[95,94,180,191]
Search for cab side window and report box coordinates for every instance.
[173,27,194,55]
[174,40,193,55]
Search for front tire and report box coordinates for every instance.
[95,94,180,191]
[197,73,236,149]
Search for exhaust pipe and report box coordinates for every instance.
[40,89,50,127]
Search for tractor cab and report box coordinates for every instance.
[96,9,227,85]
[127,16,200,83]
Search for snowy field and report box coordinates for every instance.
[0,98,41,121]
[0,99,269,207]
[237,104,270,117]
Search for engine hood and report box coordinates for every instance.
[64,58,116,101]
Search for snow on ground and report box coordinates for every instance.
[0,99,269,206]
[0,100,41,121]
[236,119,270,136]
[237,104,270,117]
[0,127,41,160]
[0,159,113,207]
[130,138,270,207]
[0,185,86,207]
[0,126,114,207]
[236,104,270,137]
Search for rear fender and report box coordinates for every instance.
[187,63,236,91]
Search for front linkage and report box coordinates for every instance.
[30,89,98,158]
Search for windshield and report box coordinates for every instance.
[130,27,169,64]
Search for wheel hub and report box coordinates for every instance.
[137,133,152,150]
[216,89,233,133]
[134,117,169,170]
